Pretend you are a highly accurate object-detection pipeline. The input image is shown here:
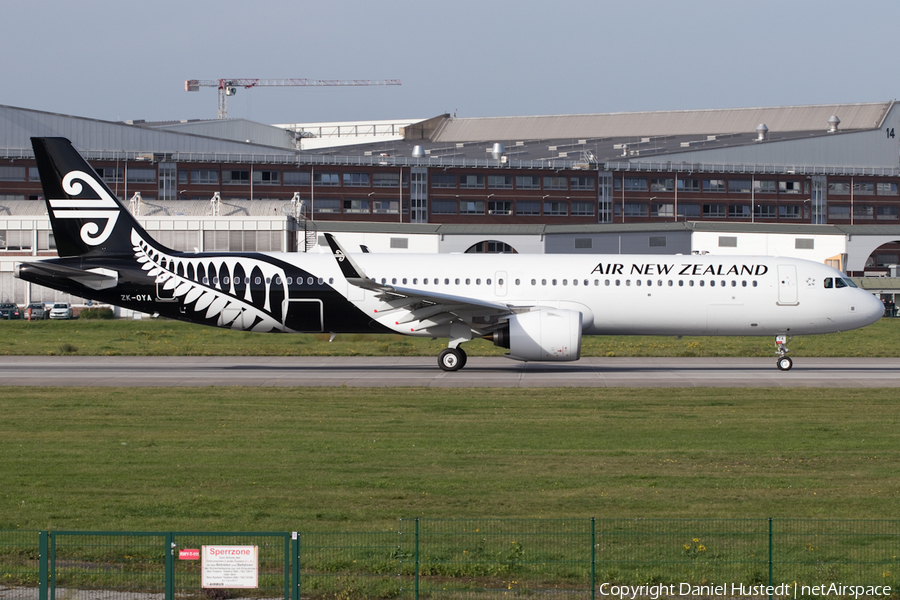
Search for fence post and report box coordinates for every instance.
[165,532,175,600]
[39,531,48,600]
[415,518,420,600]
[284,533,292,600]
[590,518,597,600]
[768,518,773,600]
[292,532,300,600]
[49,532,56,600]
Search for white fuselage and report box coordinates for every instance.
[269,251,884,338]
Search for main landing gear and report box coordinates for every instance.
[438,346,468,372]
[775,335,793,371]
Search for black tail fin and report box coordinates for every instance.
[31,137,163,258]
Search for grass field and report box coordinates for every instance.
[1,316,899,357]
[1,387,898,532]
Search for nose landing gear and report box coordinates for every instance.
[775,335,793,371]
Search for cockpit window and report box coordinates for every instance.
[843,278,858,288]
[835,278,847,288]
[824,277,833,289]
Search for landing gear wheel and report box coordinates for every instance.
[438,348,465,372]
[458,347,468,369]
[777,356,793,371]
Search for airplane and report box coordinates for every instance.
[16,137,885,372]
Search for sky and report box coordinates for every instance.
[4,0,900,125]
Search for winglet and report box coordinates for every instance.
[324,233,385,292]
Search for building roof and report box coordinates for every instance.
[432,102,893,142]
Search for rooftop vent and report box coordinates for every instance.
[755,124,769,141]
[828,115,841,133]
[491,142,506,160]
[411,145,425,158]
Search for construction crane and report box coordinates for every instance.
[185,78,402,119]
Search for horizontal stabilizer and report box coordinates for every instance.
[16,261,118,290]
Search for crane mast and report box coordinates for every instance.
[185,78,402,119]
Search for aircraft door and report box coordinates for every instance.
[777,265,799,306]
[155,273,177,302]
[282,298,324,332]
[494,271,508,297]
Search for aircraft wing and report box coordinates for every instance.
[323,233,515,331]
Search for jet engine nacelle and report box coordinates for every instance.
[493,309,583,362]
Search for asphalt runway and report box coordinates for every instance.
[1,356,899,387]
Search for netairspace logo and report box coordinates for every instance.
[597,583,893,599]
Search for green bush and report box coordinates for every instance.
[79,307,115,319]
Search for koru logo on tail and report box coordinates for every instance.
[48,170,120,246]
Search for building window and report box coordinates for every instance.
[313,199,340,213]
[96,167,123,184]
[877,182,899,196]
[515,175,541,189]
[623,203,645,217]
[488,175,513,189]
[828,205,851,219]
[729,204,751,218]
[431,173,456,188]
[543,176,567,190]
[622,177,647,192]
[755,204,777,218]
[652,203,674,218]
[459,174,484,189]
[373,200,399,214]
[488,201,513,215]
[718,236,738,248]
[0,230,31,250]
[853,182,876,195]
[703,179,726,193]
[678,178,701,192]
[343,199,370,213]
[877,206,899,220]
[390,237,409,249]
[343,172,370,187]
[854,205,875,219]
[571,202,594,216]
[703,203,726,217]
[729,180,751,193]
[127,168,156,184]
[828,182,850,195]
[779,205,801,219]
[37,230,56,251]
[313,172,339,186]
[516,201,541,216]
[780,180,802,194]
[650,178,674,192]
[284,171,310,186]
[679,203,701,218]
[374,172,401,188]
[570,176,595,190]
[544,202,568,216]
[223,170,250,184]
[255,170,280,185]
[795,238,814,249]
[459,201,485,215]
[432,200,457,214]
[575,238,593,249]
[0,166,26,181]
[754,180,777,193]
[191,169,219,185]
[649,236,667,247]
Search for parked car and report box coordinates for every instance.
[0,302,22,319]
[49,302,74,320]
[25,302,47,320]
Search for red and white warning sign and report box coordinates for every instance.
[201,545,258,589]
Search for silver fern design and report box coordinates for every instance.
[131,229,292,332]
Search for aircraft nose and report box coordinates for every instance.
[859,290,885,325]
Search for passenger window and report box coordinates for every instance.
[498,279,503,285]
[487,279,492,285]
[700,281,705,287]
[742,281,747,287]
[678,280,684,287]
[413,278,418,284]
[392,278,397,284]
[455,278,460,285]
[380,278,386,284]
[562,279,567,286]
[476,278,481,285]
[223,277,230,285]
[445,278,450,285]
[329,278,333,284]
[515,279,520,285]
[753,281,758,287]
[531,279,536,285]
[265,277,271,284]
[287,277,293,285]
[572,279,578,286]
[254,277,261,285]
[466,278,471,285]
[824,278,833,288]
[310,277,316,285]
[273,277,279,285]
[667,280,673,286]
[424,278,429,284]
[636,280,642,286]
[203,277,209,284]
[615,279,621,286]
[626,280,631,286]
[731,281,736,287]
[709,281,714,287]
[542,279,547,285]
[689,280,694,287]
[605,280,610,286]
[594,279,599,286]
